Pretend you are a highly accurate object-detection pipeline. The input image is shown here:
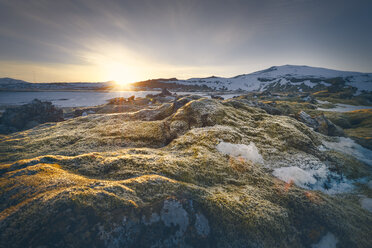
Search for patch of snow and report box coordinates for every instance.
[316,100,331,104]
[360,197,372,213]
[318,103,372,112]
[273,166,317,186]
[216,141,264,164]
[319,81,332,87]
[322,137,372,165]
[272,165,354,194]
[311,232,338,248]
[303,80,318,88]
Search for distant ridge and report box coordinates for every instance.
[2,65,372,93]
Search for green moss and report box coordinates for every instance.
[1,97,372,247]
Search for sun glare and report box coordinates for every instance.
[103,61,139,89]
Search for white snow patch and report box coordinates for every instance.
[322,137,372,165]
[272,164,354,194]
[216,142,264,164]
[273,166,317,186]
[318,103,372,112]
[360,197,372,213]
[303,80,317,88]
[273,136,372,194]
[317,100,331,104]
[311,232,338,248]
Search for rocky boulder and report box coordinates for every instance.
[315,114,345,136]
[296,110,345,136]
[160,88,173,97]
[0,99,63,133]
[296,111,319,129]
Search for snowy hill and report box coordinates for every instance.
[0,77,32,89]
[1,65,371,93]
[0,78,112,91]
[161,65,372,93]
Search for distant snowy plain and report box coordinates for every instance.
[0,91,240,108]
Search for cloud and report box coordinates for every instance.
[0,0,371,82]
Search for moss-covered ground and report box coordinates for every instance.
[0,96,371,247]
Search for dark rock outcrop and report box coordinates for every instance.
[0,99,63,134]
[248,101,282,115]
[295,110,345,136]
[211,95,224,100]
[160,88,172,97]
[297,111,318,129]
[315,114,345,136]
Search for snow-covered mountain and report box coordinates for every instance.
[1,65,371,93]
[0,78,32,89]
[161,65,372,93]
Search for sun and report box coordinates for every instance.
[104,62,139,89]
[107,63,129,85]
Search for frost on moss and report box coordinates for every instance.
[216,141,264,164]
[1,97,372,247]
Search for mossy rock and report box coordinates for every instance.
[1,97,371,247]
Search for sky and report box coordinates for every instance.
[0,0,371,83]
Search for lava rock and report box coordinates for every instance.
[315,114,345,136]
[0,99,63,133]
[296,111,318,129]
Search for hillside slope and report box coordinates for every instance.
[161,65,372,93]
[2,65,371,93]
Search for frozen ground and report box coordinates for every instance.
[0,91,241,108]
[0,91,158,107]
[317,103,372,112]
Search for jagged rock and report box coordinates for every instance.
[160,88,172,97]
[146,89,176,103]
[296,111,344,136]
[315,114,345,136]
[211,95,224,100]
[297,111,318,129]
[252,101,282,115]
[0,99,63,133]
